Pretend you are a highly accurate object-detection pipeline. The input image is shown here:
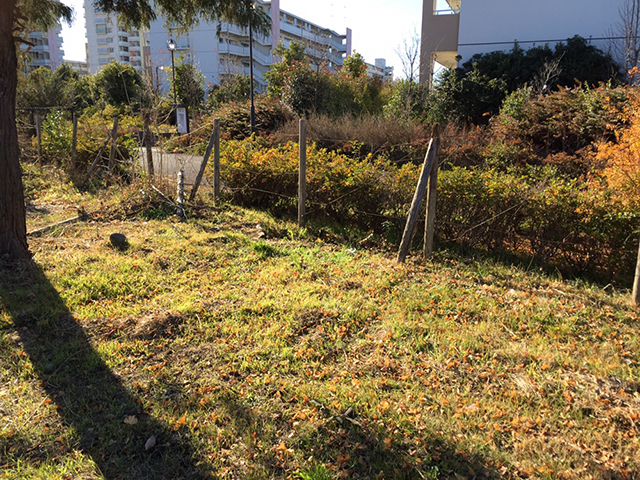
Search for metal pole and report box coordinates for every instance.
[170,50,176,105]
[249,15,256,134]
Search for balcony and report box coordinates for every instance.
[219,23,271,46]
[218,44,270,65]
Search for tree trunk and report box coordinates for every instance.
[0,3,30,259]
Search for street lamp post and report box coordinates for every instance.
[167,38,177,105]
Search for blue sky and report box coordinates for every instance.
[61,0,424,78]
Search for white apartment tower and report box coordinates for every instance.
[85,0,352,92]
[84,0,149,74]
[421,0,626,84]
[22,27,65,73]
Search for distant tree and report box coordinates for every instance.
[172,58,206,109]
[383,78,429,119]
[95,61,144,111]
[430,36,622,124]
[342,51,367,78]
[207,73,251,108]
[395,30,420,82]
[265,42,317,115]
[608,0,640,82]
[428,67,507,124]
[17,63,93,111]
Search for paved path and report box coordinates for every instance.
[137,148,207,185]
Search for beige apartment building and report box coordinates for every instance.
[421,0,626,85]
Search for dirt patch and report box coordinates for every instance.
[87,311,187,340]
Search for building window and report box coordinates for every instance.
[96,24,107,34]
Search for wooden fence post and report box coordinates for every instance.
[35,113,42,163]
[108,117,119,174]
[70,114,78,172]
[143,114,154,178]
[397,138,437,263]
[633,238,640,306]
[176,169,185,218]
[298,118,307,228]
[213,119,221,201]
[189,118,219,202]
[423,142,439,258]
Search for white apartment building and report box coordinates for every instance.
[85,0,149,75]
[420,0,626,84]
[85,0,352,93]
[22,27,65,73]
[366,59,394,82]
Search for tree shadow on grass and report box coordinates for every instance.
[0,259,206,479]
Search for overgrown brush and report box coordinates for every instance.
[273,114,431,163]
[213,138,638,283]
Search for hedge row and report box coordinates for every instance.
[213,139,638,283]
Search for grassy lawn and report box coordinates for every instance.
[1,175,639,479]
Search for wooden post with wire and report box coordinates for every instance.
[213,119,221,201]
[298,118,307,228]
[143,114,154,178]
[190,119,219,202]
[35,113,42,163]
[423,137,439,258]
[397,138,437,263]
[176,169,185,218]
[633,237,640,306]
[108,117,119,174]
[70,114,78,172]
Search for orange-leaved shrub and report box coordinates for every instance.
[595,89,640,206]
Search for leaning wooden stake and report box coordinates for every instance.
[633,238,640,306]
[423,146,439,258]
[298,118,307,228]
[189,118,219,202]
[397,138,437,263]
[108,117,119,173]
[213,119,221,201]
[82,131,112,185]
[176,169,185,218]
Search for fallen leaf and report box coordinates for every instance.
[176,413,187,427]
[145,435,156,451]
[123,415,138,425]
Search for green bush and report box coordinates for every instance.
[39,109,72,164]
[74,113,142,177]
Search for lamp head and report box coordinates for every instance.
[167,39,176,51]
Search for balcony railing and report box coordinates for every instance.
[433,8,460,15]
[218,44,270,65]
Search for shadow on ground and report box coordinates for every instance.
[0,259,206,479]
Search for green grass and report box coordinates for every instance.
[0,172,639,479]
